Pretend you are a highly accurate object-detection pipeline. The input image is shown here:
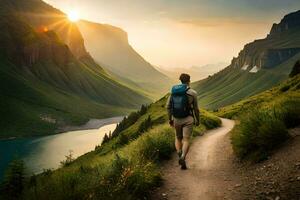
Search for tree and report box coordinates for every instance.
[60,150,74,167]
[0,159,25,200]
[118,133,129,145]
[101,133,109,145]
[146,115,152,129]
[139,104,148,115]
[289,60,300,77]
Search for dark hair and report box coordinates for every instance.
[179,73,190,84]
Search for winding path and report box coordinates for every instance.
[152,118,240,200]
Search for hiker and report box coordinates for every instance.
[166,73,200,169]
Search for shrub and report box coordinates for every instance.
[231,109,290,162]
[276,98,300,128]
[200,110,222,129]
[133,128,174,162]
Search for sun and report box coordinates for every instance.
[68,10,79,22]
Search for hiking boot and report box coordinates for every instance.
[179,157,187,170]
[177,151,182,165]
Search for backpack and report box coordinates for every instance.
[170,84,191,118]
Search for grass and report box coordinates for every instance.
[9,95,221,200]
[227,74,300,162]
[217,73,300,119]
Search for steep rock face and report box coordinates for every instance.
[232,47,300,70]
[231,10,300,71]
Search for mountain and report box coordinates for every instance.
[0,0,150,138]
[156,62,228,82]
[77,20,174,98]
[193,10,300,109]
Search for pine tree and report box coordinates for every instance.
[290,60,300,77]
[102,133,109,145]
[140,104,148,115]
[0,159,25,200]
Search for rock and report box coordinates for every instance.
[162,193,167,197]
[234,183,242,187]
[275,196,280,200]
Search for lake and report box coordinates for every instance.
[0,117,122,180]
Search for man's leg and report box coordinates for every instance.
[174,123,183,157]
[181,122,193,159]
[181,135,190,160]
[175,137,182,156]
[179,118,193,169]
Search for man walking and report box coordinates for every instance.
[166,73,200,169]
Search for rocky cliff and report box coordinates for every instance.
[230,10,300,72]
[270,10,300,35]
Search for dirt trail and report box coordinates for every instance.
[152,118,240,200]
[152,119,300,200]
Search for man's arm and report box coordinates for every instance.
[193,95,200,125]
[166,95,174,126]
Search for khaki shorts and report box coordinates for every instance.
[174,116,194,139]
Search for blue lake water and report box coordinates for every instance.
[0,121,118,180]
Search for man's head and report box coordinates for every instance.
[179,73,191,85]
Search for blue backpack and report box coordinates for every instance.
[170,84,191,118]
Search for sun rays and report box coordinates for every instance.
[22,10,80,54]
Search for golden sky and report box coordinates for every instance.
[44,0,300,68]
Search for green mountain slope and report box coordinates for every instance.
[217,63,300,119]
[193,10,300,109]
[0,2,150,138]
[77,20,174,98]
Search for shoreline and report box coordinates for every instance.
[56,116,124,133]
[0,116,124,141]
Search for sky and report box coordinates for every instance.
[44,0,300,68]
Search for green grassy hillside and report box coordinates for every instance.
[194,53,300,109]
[193,10,300,109]
[5,96,221,200]
[0,6,150,138]
[218,71,300,162]
[217,67,300,119]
